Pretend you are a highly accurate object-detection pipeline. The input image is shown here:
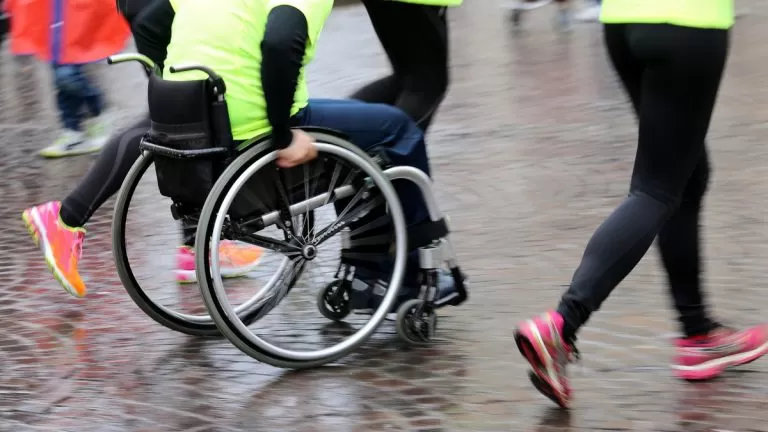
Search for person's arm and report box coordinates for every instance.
[131,0,174,70]
[261,5,309,148]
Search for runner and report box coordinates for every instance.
[21,0,265,298]
[514,0,768,408]
[351,0,460,132]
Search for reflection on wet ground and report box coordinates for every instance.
[2,2,768,431]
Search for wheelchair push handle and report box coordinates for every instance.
[106,53,162,77]
[169,64,227,95]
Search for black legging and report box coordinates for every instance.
[351,0,449,132]
[59,114,203,245]
[60,116,148,227]
[557,24,729,340]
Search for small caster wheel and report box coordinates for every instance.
[395,299,437,346]
[317,280,350,322]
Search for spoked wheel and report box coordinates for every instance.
[112,152,313,337]
[395,299,437,346]
[196,133,409,369]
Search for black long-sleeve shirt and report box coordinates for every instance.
[261,6,308,147]
[130,0,308,147]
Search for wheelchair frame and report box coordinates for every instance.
[107,53,468,369]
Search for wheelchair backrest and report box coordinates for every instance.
[147,75,214,147]
[143,71,235,209]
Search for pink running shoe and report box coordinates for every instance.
[175,240,265,284]
[22,201,87,297]
[673,325,768,381]
[514,311,578,408]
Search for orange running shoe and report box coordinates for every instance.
[22,201,87,297]
[175,240,265,284]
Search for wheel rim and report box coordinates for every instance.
[204,141,408,363]
[115,154,298,327]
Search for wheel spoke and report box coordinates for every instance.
[312,190,383,247]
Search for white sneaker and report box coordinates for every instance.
[39,129,101,158]
[574,4,601,22]
[84,114,112,151]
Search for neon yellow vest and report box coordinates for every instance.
[601,0,733,30]
[164,0,332,140]
[393,0,463,6]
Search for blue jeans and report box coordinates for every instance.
[294,98,432,287]
[53,64,103,131]
[294,98,431,226]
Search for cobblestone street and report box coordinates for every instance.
[2,2,768,431]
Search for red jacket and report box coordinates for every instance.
[5,0,130,64]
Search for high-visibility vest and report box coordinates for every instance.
[601,0,733,30]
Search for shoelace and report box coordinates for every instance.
[71,235,84,265]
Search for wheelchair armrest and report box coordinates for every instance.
[294,126,349,140]
[140,140,229,160]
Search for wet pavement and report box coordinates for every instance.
[3,2,768,431]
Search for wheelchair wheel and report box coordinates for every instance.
[196,132,409,369]
[112,153,313,337]
[316,279,351,322]
[395,299,437,346]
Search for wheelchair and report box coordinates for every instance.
[107,53,468,369]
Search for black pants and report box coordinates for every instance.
[557,24,729,339]
[351,0,449,132]
[0,9,8,45]
[60,116,148,227]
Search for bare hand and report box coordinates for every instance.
[276,130,317,168]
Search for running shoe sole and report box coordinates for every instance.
[22,208,83,297]
[39,145,103,158]
[514,324,570,408]
[673,340,768,381]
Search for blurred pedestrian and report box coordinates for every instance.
[513,0,767,409]
[574,0,600,22]
[4,0,130,157]
[507,0,572,30]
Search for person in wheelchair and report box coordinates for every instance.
[149,0,459,314]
